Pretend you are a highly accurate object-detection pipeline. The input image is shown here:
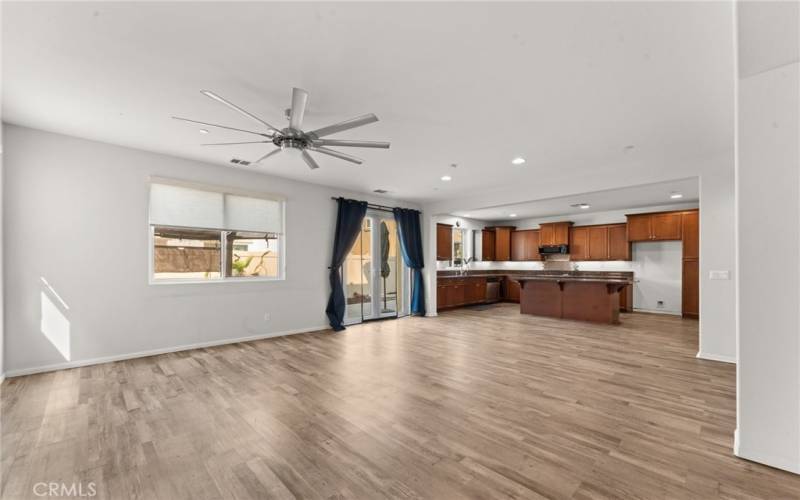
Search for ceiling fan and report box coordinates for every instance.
[172,88,390,169]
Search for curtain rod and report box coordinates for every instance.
[330,197,420,214]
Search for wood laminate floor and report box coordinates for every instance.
[2,304,800,499]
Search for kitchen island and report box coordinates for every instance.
[516,276,633,324]
[437,270,634,313]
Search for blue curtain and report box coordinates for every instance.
[393,208,426,316]
[326,198,368,331]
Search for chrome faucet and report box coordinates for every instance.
[459,257,473,276]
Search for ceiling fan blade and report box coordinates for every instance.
[202,141,272,146]
[172,116,273,138]
[200,90,281,134]
[301,149,320,170]
[254,148,282,164]
[307,146,363,164]
[306,113,379,139]
[311,139,390,149]
[289,88,309,131]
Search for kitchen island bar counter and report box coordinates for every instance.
[515,275,632,324]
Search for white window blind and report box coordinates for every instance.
[149,181,284,233]
[224,194,283,233]
[149,183,224,229]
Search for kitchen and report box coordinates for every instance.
[435,184,699,325]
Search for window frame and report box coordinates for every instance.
[147,179,286,285]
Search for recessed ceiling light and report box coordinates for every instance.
[570,203,591,209]
[199,129,209,134]
[509,213,517,218]
[441,175,452,181]
[511,157,526,165]
[670,192,683,199]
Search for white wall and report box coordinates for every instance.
[631,241,683,314]
[0,122,4,381]
[1,124,416,376]
[698,165,736,361]
[736,1,800,474]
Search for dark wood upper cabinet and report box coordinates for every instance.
[626,214,652,242]
[569,226,589,261]
[539,224,554,246]
[526,230,541,260]
[494,227,513,261]
[627,211,682,241]
[652,213,682,240]
[570,223,629,261]
[539,222,571,246]
[588,226,609,260]
[607,224,631,260]
[436,223,453,261]
[510,230,542,261]
[511,230,526,261]
[681,211,699,259]
[481,230,496,261]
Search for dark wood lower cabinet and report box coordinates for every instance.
[437,278,489,311]
[504,278,520,303]
[682,259,699,318]
[619,284,633,312]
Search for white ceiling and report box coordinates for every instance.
[452,178,699,222]
[2,2,734,203]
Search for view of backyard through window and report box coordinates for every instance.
[152,226,280,281]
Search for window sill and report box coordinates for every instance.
[149,276,285,286]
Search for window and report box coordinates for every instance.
[149,179,284,282]
[453,228,466,265]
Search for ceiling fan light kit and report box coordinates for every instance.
[173,87,390,170]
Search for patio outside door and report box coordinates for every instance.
[342,211,410,325]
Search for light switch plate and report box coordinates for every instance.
[709,270,730,280]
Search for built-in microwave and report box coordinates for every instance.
[538,244,569,255]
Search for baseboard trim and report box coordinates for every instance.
[632,308,682,316]
[735,438,800,474]
[4,325,330,378]
[696,351,737,364]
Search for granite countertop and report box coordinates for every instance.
[437,270,633,281]
[513,275,633,284]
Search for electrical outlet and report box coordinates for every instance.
[263,313,271,322]
[657,301,664,308]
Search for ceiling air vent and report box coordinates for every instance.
[230,158,251,166]
[373,189,389,194]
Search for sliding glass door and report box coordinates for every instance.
[343,211,410,325]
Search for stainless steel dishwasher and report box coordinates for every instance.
[485,278,501,302]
